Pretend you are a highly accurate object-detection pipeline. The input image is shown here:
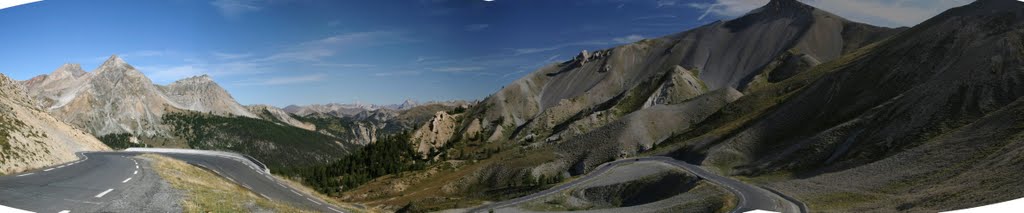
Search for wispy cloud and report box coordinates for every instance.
[687,0,970,27]
[212,51,252,60]
[656,0,681,8]
[431,66,485,73]
[312,63,376,68]
[236,73,328,86]
[211,0,263,18]
[632,14,677,21]
[255,30,412,63]
[374,70,422,77]
[511,34,645,55]
[464,24,490,31]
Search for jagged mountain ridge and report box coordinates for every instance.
[465,0,902,147]
[22,55,256,138]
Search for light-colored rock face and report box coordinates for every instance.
[643,66,708,108]
[21,55,255,137]
[0,73,110,174]
[160,75,256,118]
[411,111,458,157]
[247,104,315,131]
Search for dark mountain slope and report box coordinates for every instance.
[663,0,1024,211]
[466,0,902,153]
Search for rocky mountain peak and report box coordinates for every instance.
[52,63,85,78]
[93,55,144,79]
[172,74,215,85]
[100,55,130,68]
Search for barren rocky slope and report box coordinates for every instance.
[21,55,256,138]
[0,73,109,174]
[341,0,1024,212]
[247,104,316,131]
[658,0,1024,211]
[457,0,901,154]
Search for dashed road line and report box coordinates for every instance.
[259,193,271,200]
[306,197,321,205]
[59,210,70,213]
[95,189,114,198]
[43,168,54,172]
[16,173,33,177]
[290,190,302,196]
[122,178,132,183]
[242,184,252,190]
[328,207,343,213]
[133,170,138,175]
[225,177,235,182]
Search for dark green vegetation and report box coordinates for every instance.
[278,133,426,196]
[97,133,148,150]
[291,114,356,139]
[162,112,357,171]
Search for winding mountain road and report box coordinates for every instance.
[0,151,347,213]
[468,156,805,213]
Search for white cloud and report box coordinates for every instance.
[656,0,680,8]
[374,70,422,77]
[237,73,328,86]
[612,34,644,43]
[511,34,646,55]
[211,0,263,18]
[431,66,485,73]
[464,24,490,31]
[135,65,207,83]
[255,30,411,63]
[687,0,970,27]
[212,51,252,60]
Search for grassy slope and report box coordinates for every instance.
[143,154,313,212]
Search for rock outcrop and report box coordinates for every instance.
[0,73,109,174]
[410,111,459,157]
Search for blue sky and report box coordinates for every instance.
[0,0,968,106]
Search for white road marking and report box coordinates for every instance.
[57,165,65,168]
[59,210,70,213]
[260,193,271,200]
[0,204,33,213]
[16,173,33,177]
[43,168,54,172]
[122,178,132,183]
[328,207,343,213]
[225,177,235,182]
[135,165,139,169]
[133,170,138,175]
[95,189,114,198]
[242,184,252,190]
[290,190,302,196]
[306,197,320,205]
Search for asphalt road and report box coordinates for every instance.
[468,156,804,213]
[0,152,179,213]
[0,152,347,213]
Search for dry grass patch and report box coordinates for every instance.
[143,154,313,213]
[274,175,380,213]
